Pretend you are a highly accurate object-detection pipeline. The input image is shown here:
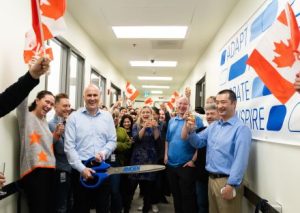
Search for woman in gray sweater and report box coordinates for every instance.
[17,90,63,213]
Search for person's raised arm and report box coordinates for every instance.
[0,56,50,118]
[181,113,195,140]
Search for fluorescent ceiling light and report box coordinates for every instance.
[130,61,177,67]
[142,85,170,89]
[138,76,173,81]
[112,26,188,38]
[151,90,163,94]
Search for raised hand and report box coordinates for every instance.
[29,56,50,79]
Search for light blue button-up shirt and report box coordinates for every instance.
[188,115,252,186]
[166,115,203,167]
[64,107,117,173]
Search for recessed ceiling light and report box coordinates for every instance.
[151,90,163,94]
[142,85,170,89]
[130,61,177,67]
[112,26,188,39]
[138,76,173,81]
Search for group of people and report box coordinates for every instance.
[0,55,300,213]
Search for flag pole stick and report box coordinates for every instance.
[35,0,46,56]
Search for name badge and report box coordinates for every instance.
[60,171,66,183]
[110,154,116,162]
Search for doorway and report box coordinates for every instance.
[195,75,205,109]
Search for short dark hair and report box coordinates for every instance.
[55,93,69,104]
[217,89,237,102]
[100,105,107,110]
[130,111,137,116]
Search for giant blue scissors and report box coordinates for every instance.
[80,157,165,188]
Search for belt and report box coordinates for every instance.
[209,173,229,179]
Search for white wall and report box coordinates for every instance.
[0,1,125,211]
[181,0,300,212]
[0,1,36,212]
[63,12,126,107]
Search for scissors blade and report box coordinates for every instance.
[106,164,165,175]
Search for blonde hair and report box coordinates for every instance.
[136,106,152,127]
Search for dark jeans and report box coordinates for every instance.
[54,170,72,213]
[195,180,208,213]
[121,175,131,212]
[22,168,55,213]
[110,174,122,213]
[167,165,197,213]
[71,169,110,213]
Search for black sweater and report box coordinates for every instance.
[0,72,39,118]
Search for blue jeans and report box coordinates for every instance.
[195,181,208,213]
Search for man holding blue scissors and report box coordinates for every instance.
[65,84,116,213]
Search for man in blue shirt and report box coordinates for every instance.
[65,84,116,213]
[182,89,252,213]
[48,93,71,213]
[165,96,203,213]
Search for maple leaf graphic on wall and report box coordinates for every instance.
[273,39,296,68]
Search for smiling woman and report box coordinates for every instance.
[16,90,60,213]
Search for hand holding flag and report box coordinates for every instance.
[28,56,51,79]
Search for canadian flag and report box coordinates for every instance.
[167,91,180,110]
[24,0,66,63]
[144,97,154,106]
[247,3,300,104]
[125,82,140,101]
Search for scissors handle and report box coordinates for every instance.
[80,172,109,189]
[84,157,111,170]
[80,157,111,188]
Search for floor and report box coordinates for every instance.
[91,188,174,213]
[129,193,173,213]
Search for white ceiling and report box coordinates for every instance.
[67,0,239,98]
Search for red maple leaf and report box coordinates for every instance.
[272,39,296,68]
[127,87,133,94]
